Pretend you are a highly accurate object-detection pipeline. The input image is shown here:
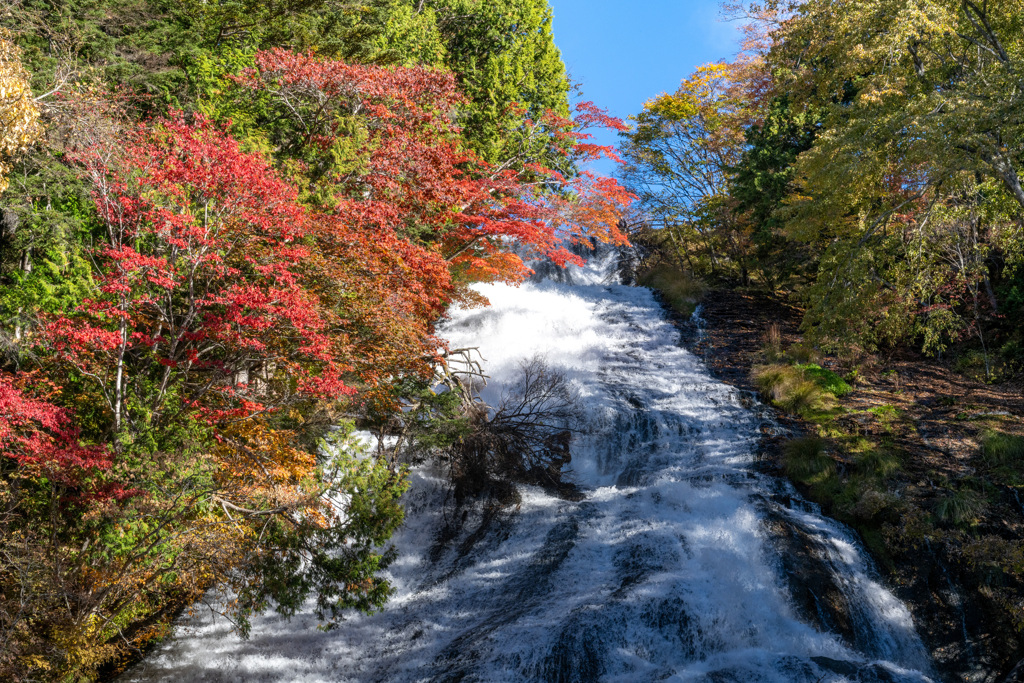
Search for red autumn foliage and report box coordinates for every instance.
[48,114,355,428]
[236,49,633,284]
[0,372,112,486]
[44,53,633,424]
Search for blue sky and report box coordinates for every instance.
[548,0,742,174]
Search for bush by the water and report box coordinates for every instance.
[443,357,583,504]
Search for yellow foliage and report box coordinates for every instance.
[0,29,42,193]
[644,93,698,122]
[213,419,320,513]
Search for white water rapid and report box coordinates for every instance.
[125,250,936,683]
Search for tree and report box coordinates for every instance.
[0,29,41,194]
[3,115,407,680]
[0,371,113,486]
[231,48,629,282]
[430,0,571,167]
[758,0,1024,353]
[51,113,354,434]
[620,61,760,279]
[729,96,820,288]
[771,0,1024,211]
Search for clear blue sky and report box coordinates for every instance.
[548,0,742,175]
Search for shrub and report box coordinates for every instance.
[444,357,583,504]
[783,437,834,482]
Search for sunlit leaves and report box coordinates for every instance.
[0,29,42,194]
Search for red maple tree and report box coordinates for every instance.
[49,114,355,431]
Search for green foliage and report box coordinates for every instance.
[777,379,833,416]
[754,363,836,417]
[729,96,820,288]
[625,1,1024,375]
[434,0,570,166]
[754,363,795,400]
[232,425,409,635]
[0,164,101,365]
[6,0,196,102]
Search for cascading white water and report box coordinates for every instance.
[124,250,935,683]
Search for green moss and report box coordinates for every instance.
[867,404,900,421]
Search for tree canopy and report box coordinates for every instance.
[0,2,631,679]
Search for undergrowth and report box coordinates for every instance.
[783,437,833,482]
[754,326,1024,665]
[639,265,705,317]
[753,363,839,417]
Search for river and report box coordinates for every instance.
[124,249,936,682]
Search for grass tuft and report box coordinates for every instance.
[787,343,820,365]
[639,265,705,317]
[934,487,986,527]
[798,364,853,397]
[777,380,835,417]
[754,364,798,401]
[783,437,834,482]
[856,447,902,478]
[760,323,784,361]
[754,364,845,417]
[981,430,1024,467]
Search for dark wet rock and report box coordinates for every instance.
[1002,659,1024,683]
[762,511,857,647]
[539,608,610,683]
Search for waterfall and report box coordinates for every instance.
[124,251,935,683]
